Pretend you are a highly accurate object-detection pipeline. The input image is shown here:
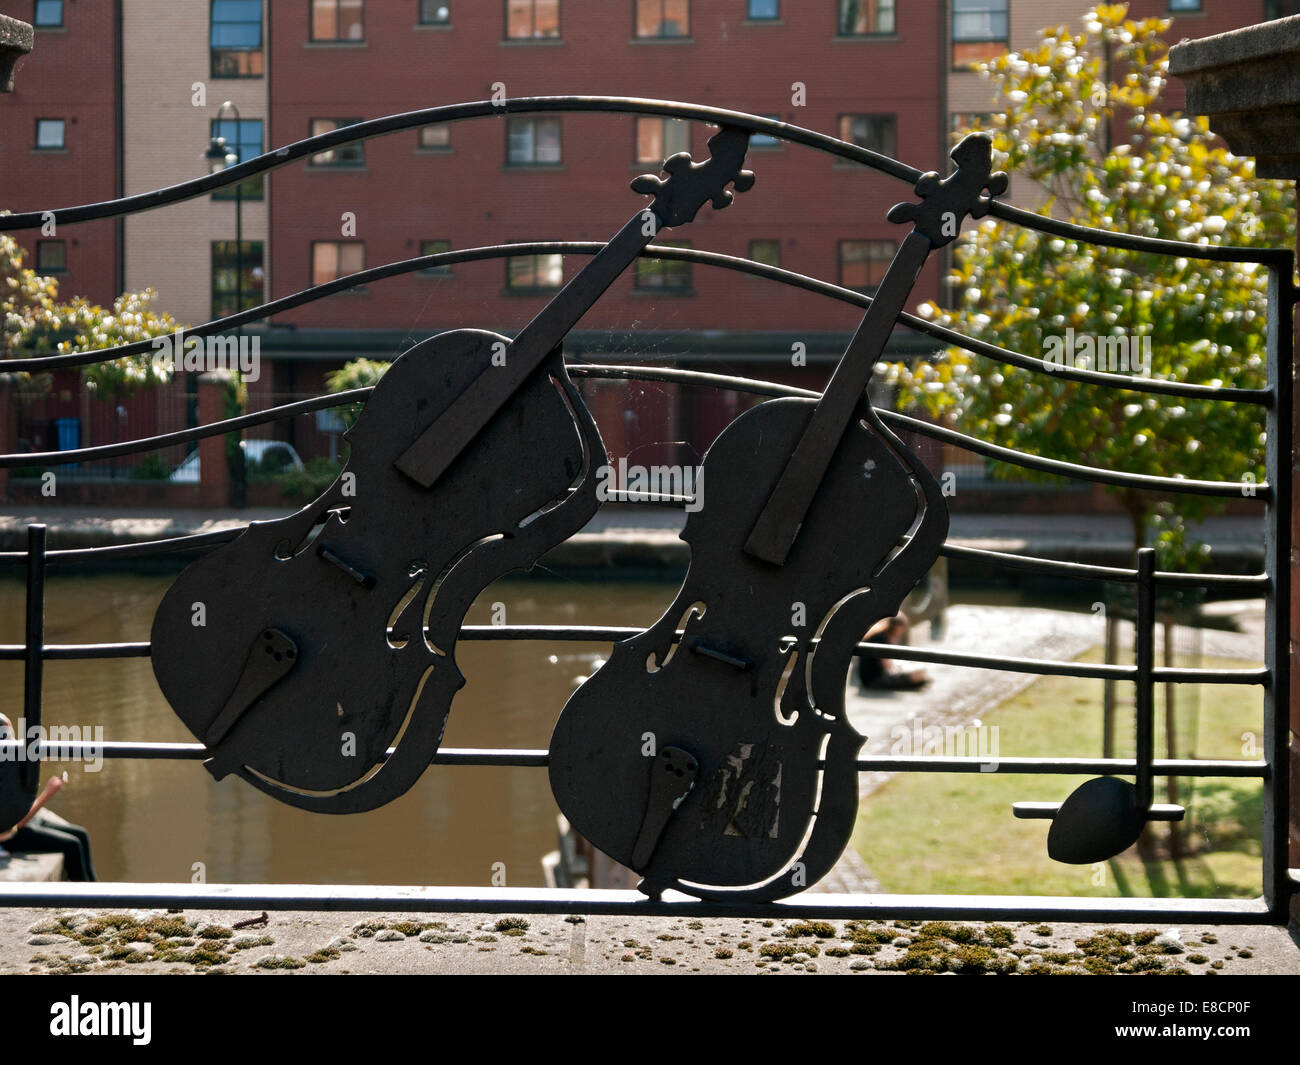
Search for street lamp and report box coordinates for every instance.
[203,100,244,325]
[203,101,247,507]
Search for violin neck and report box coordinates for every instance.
[509,210,661,377]
[743,229,935,566]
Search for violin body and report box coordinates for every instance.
[151,329,603,813]
[548,396,947,899]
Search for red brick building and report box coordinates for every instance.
[1,0,120,305]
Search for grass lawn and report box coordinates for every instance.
[852,647,1265,898]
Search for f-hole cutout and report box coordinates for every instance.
[386,560,429,649]
[274,506,352,561]
[646,602,706,673]
[774,636,800,726]
[421,534,507,656]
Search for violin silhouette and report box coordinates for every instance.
[1015,548,1185,863]
[149,127,755,814]
[548,135,1007,900]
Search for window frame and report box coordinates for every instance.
[211,118,265,200]
[308,118,366,167]
[417,124,452,151]
[634,0,691,39]
[419,240,453,276]
[211,240,266,320]
[210,0,264,78]
[504,0,561,40]
[951,0,1008,69]
[34,118,65,150]
[310,0,365,42]
[634,116,690,164]
[505,251,564,293]
[748,239,781,268]
[837,113,897,158]
[35,240,67,274]
[836,0,896,37]
[505,116,563,167]
[419,0,451,24]
[310,240,366,288]
[33,0,64,28]
[634,240,693,293]
[838,238,895,295]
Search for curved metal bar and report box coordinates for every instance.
[0,242,1275,408]
[571,363,1269,499]
[0,740,1264,780]
[0,629,1268,688]
[0,95,1283,267]
[0,389,371,468]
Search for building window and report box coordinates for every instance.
[33,1,63,28]
[635,241,692,292]
[506,117,562,165]
[312,241,364,286]
[36,240,66,273]
[419,1,451,22]
[34,119,65,150]
[419,124,451,150]
[952,0,1008,67]
[211,1,263,77]
[840,240,894,293]
[1168,0,1203,9]
[747,0,778,19]
[838,0,894,35]
[309,118,364,166]
[211,118,264,198]
[636,0,689,37]
[506,252,563,291]
[752,114,782,149]
[506,0,559,38]
[311,0,364,41]
[749,239,780,268]
[211,240,265,318]
[419,240,452,276]
[839,114,896,157]
[635,117,689,163]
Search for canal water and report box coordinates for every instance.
[0,571,681,887]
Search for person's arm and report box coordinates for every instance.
[0,773,65,842]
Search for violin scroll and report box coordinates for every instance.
[886,133,1008,249]
[631,125,756,228]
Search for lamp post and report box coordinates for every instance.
[203,100,246,507]
[204,100,243,327]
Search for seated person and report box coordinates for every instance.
[0,714,97,882]
[856,613,928,691]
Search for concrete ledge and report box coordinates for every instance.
[1169,15,1300,179]
[0,853,64,882]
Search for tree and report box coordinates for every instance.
[327,357,391,429]
[3,229,179,463]
[886,3,1295,561]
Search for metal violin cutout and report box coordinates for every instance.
[547,134,1008,901]
[1014,548,1185,863]
[149,127,755,814]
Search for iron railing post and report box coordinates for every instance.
[20,523,46,791]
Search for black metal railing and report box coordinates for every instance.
[0,97,1291,921]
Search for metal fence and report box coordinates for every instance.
[0,98,1291,922]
